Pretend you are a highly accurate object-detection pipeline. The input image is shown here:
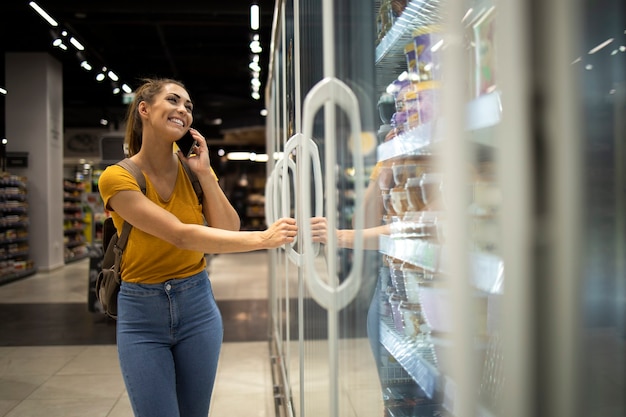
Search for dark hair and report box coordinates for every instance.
[124,77,187,156]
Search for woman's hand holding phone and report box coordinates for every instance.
[176,130,198,157]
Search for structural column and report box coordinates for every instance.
[5,52,65,271]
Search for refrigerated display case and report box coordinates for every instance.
[265,1,625,417]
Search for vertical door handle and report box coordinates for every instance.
[265,166,276,224]
[300,77,365,310]
[281,133,323,265]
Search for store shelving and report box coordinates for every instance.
[63,178,89,262]
[0,173,36,284]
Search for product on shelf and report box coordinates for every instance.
[412,25,444,82]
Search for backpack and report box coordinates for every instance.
[95,155,202,319]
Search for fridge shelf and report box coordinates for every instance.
[380,235,441,272]
[375,0,442,92]
[382,320,498,417]
[380,235,504,294]
[377,91,502,162]
[380,319,441,399]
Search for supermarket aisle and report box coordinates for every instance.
[0,251,276,417]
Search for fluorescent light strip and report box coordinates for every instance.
[69,37,85,51]
[29,2,58,27]
[250,4,259,30]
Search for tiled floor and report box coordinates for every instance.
[0,251,277,417]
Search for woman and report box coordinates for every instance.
[98,77,298,417]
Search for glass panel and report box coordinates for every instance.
[579,0,626,416]
[373,0,504,416]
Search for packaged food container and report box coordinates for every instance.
[381,189,396,216]
[399,301,425,338]
[412,25,444,81]
[401,262,435,303]
[377,92,396,124]
[389,293,408,333]
[405,176,426,211]
[404,43,418,76]
[390,186,410,216]
[419,172,444,209]
[389,261,407,298]
[403,89,420,131]
[415,81,441,126]
[392,161,431,186]
[377,162,395,191]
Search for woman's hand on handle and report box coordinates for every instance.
[260,217,298,248]
[309,216,328,244]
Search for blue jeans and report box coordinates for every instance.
[117,270,223,417]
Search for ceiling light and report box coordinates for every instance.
[227,151,252,161]
[112,86,121,94]
[69,37,85,51]
[107,70,119,81]
[0,87,7,95]
[121,84,133,94]
[250,4,259,31]
[249,62,261,72]
[260,109,268,116]
[80,60,92,71]
[96,72,106,82]
[29,2,58,27]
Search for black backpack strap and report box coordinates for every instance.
[176,153,204,204]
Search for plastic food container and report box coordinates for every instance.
[412,25,443,81]
[415,81,441,126]
[389,293,408,333]
[399,301,425,338]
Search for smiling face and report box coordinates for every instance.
[141,82,194,140]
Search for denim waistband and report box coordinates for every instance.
[120,270,209,295]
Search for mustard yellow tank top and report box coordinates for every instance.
[98,161,206,284]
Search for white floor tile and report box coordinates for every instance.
[0,374,50,401]
[3,398,117,417]
[28,373,126,400]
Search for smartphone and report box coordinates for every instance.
[176,130,197,157]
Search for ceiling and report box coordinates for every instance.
[0,1,276,145]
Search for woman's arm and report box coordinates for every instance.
[196,171,241,231]
[179,128,240,231]
[337,224,390,250]
[310,217,390,250]
[109,189,296,253]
